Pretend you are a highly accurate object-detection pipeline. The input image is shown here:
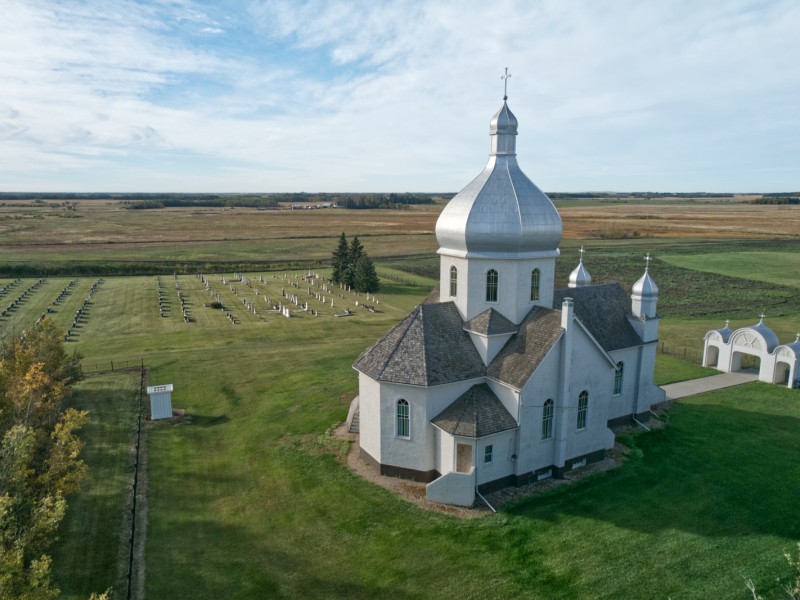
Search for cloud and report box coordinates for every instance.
[0,0,798,192]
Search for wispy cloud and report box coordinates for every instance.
[1,0,798,192]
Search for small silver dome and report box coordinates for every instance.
[632,271,658,298]
[750,315,780,352]
[490,103,518,135]
[436,101,562,258]
[568,247,591,288]
[715,320,733,343]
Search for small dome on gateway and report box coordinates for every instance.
[435,100,562,258]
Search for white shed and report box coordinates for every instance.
[146,384,174,420]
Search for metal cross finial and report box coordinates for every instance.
[501,67,511,100]
[579,245,585,263]
[759,312,766,322]
[644,253,652,271]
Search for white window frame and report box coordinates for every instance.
[486,269,499,303]
[531,268,540,302]
[577,391,588,430]
[541,399,554,439]
[449,265,457,297]
[484,444,493,464]
[613,361,624,395]
[396,399,410,439]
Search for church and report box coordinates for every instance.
[351,95,666,507]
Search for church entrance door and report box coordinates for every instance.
[456,443,473,473]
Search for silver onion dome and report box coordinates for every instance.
[632,254,659,298]
[568,247,592,288]
[632,270,658,298]
[436,101,563,258]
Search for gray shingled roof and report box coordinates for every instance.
[464,308,518,336]
[431,383,518,437]
[353,302,485,386]
[486,307,564,389]
[552,284,643,351]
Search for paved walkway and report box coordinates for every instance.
[659,372,759,400]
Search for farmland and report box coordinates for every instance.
[1,196,799,599]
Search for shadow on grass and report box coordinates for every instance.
[505,402,800,541]
[190,413,230,427]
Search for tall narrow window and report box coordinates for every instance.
[531,268,540,301]
[577,391,588,430]
[541,399,554,439]
[484,444,493,464]
[396,399,409,438]
[613,362,624,395]
[486,269,498,302]
[449,266,458,297]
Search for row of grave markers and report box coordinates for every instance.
[1,279,46,320]
[65,279,103,342]
[36,279,78,326]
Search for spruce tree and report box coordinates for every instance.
[345,236,364,288]
[331,232,349,285]
[353,254,380,293]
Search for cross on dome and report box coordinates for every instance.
[759,312,766,323]
[644,253,652,271]
[501,67,511,100]
[579,245,585,263]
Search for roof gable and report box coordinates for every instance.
[353,302,485,386]
[464,308,518,336]
[553,284,643,351]
[486,307,564,389]
[431,383,518,438]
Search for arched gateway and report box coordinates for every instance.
[703,316,800,388]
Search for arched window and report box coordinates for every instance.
[541,399,554,439]
[577,391,588,430]
[449,266,458,297]
[396,399,410,438]
[486,269,498,302]
[531,268,540,301]
[613,362,624,395]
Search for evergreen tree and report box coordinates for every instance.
[331,232,349,285]
[345,236,365,288]
[353,254,380,293]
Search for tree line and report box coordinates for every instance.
[0,320,107,599]
[331,234,380,293]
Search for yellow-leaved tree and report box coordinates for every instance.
[0,318,87,600]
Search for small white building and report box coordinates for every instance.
[351,98,666,507]
[147,384,174,420]
[703,317,800,387]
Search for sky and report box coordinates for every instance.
[1,0,798,194]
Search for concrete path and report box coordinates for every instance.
[660,372,759,400]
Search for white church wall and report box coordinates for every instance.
[358,373,383,463]
[476,430,516,486]
[564,327,615,460]
[446,255,556,323]
[607,347,639,420]
[377,379,482,474]
[485,380,520,427]
[636,342,665,412]
[516,343,561,475]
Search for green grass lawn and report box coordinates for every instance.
[660,251,800,289]
[40,269,800,600]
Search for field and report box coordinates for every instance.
[1,197,799,599]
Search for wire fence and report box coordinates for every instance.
[80,359,143,375]
[656,342,704,364]
[126,364,146,600]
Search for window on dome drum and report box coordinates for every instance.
[449,266,458,297]
[396,399,409,438]
[542,399,554,439]
[484,444,493,464]
[577,391,588,430]
[486,269,498,302]
[530,268,540,301]
[613,362,624,395]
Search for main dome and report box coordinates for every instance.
[436,101,562,258]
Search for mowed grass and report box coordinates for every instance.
[660,251,800,289]
[38,271,800,599]
[52,372,139,599]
